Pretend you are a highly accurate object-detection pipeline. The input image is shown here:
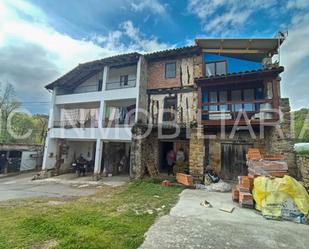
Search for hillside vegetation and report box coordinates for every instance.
[293,108,309,142]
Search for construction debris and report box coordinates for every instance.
[176,173,193,186]
[231,147,309,224]
[246,148,288,177]
[161,180,173,187]
[219,206,235,213]
[253,175,309,223]
[234,176,254,209]
[200,200,212,208]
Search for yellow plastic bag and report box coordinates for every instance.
[252,175,309,216]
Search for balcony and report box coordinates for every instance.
[201,99,277,126]
[196,67,284,126]
[103,99,136,128]
[106,78,136,90]
[105,64,137,90]
[53,119,98,128]
[57,84,100,95]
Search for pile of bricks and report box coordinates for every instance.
[246,148,288,177]
[176,173,194,186]
[232,176,254,209]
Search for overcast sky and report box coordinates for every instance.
[0,0,308,114]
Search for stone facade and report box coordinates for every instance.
[189,128,204,177]
[264,98,297,177]
[130,125,159,179]
[296,154,309,189]
[205,131,266,178]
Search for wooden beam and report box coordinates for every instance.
[202,49,271,54]
[272,79,280,120]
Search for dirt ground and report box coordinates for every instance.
[140,189,309,249]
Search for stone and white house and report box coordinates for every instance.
[42,38,296,180]
[130,38,296,180]
[42,53,147,178]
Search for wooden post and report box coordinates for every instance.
[272,79,280,120]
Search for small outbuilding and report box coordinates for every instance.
[0,144,43,174]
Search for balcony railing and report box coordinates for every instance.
[106,79,136,90]
[53,120,98,128]
[56,84,100,95]
[201,99,277,124]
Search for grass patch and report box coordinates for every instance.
[296,150,309,156]
[0,180,183,249]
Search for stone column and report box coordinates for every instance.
[93,139,103,180]
[189,128,205,178]
[130,125,146,179]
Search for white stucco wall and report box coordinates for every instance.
[20,151,42,171]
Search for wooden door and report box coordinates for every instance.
[220,142,252,180]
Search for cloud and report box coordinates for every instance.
[130,0,166,14]
[281,12,309,110]
[91,20,171,53]
[287,0,309,9]
[0,0,170,113]
[187,0,278,35]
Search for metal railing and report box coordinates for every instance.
[105,79,136,90]
[53,120,98,128]
[56,84,100,95]
[201,99,274,120]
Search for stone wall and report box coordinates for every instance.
[296,154,309,189]
[206,131,266,177]
[130,125,159,179]
[264,98,297,177]
[189,128,204,177]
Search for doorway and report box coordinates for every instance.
[221,142,252,180]
[159,142,174,172]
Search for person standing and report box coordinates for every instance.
[166,149,176,176]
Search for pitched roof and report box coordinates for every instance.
[195,66,284,86]
[45,52,141,90]
[45,46,202,90]
[145,45,201,60]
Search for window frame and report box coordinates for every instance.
[165,62,177,79]
[120,75,129,86]
[205,60,228,76]
[206,87,262,112]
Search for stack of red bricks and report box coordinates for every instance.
[232,176,254,209]
[246,148,288,177]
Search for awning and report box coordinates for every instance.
[195,38,284,62]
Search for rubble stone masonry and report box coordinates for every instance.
[296,154,309,189]
[189,128,205,177]
[130,125,159,179]
[265,98,297,177]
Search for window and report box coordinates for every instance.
[163,96,177,122]
[243,89,254,111]
[165,62,176,78]
[209,91,218,111]
[120,75,128,86]
[205,61,227,76]
[231,90,242,112]
[219,91,228,111]
[98,79,102,91]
